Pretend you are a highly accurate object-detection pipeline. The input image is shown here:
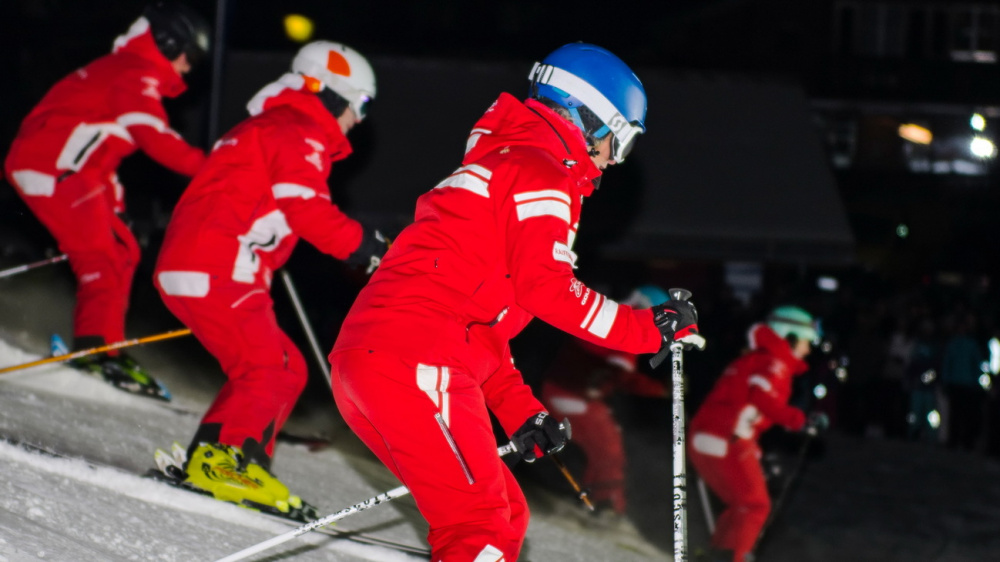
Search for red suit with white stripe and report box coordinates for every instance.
[541,339,666,514]
[154,73,365,458]
[330,93,663,561]
[3,17,205,349]
[688,324,808,561]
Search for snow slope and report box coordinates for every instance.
[0,266,670,562]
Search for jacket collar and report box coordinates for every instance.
[246,73,353,162]
[463,93,602,197]
[112,17,187,98]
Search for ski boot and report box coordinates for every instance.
[68,352,171,401]
[183,442,317,521]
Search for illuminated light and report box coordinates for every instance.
[835,367,848,382]
[970,136,997,158]
[898,124,933,144]
[921,369,936,384]
[817,276,839,292]
[972,113,987,131]
[896,224,909,238]
[821,341,833,354]
[284,14,314,43]
[928,410,941,429]
[813,384,828,399]
[980,374,993,391]
[990,337,1000,374]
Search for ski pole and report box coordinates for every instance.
[648,288,695,561]
[279,269,332,389]
[0,254,68,279]
[669,339,689,562]
[214,442,518,562]
[0,328,192,375]
[751,431,815,557]
[696,474,716,534]
[551,453,595,511]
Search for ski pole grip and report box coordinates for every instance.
[669,288,692,302]
[649,288,694,368]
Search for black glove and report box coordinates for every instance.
[805,411,830,436]
[511,412,571,463]
[345,227,390,274]
[651,299,706,351]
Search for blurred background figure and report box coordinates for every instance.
[941,311,988,451]
[2,1,210,397]
[904,316,943,443]
[688,306,824,562]
[540,285,671,525]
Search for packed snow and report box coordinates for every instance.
[0,269,670,562]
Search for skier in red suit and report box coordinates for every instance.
[330,44,705,561]
[689,306,821,562]
[541,285,670,519]
[3,2,210,393]
[153,41,388,515]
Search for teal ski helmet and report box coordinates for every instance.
[767,306,821,345]
[622,285,669,309]
[528,43,646,163]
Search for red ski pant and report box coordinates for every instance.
[157,282,307,457]
[12,172,139,348]
[542,382,627,514]
[331,349,528,562]
[689,436,770,562]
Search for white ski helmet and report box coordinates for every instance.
[292,41,375,120]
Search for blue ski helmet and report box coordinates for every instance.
[767,306,822,345]
[528,43,646,163]
[622,285,669,309]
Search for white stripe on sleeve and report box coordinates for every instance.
[513,189,572,205]
[433,164,492,198]
[748,375,773,392]
[515,200,571,223]
[272,183,317,200]
[118,112,167,132]
[157,271,210,297]
[586,298,619,338]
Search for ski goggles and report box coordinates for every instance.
[352,94,372,121]
[529,62,645,162]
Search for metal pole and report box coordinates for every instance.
[0,329,192,375]
[207,0,229,145]
[551,453,595,511]
[671,341,689,562]
[279,270,331,388]
[0,254,68,279]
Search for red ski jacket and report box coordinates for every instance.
[4,17,205,212]
[155,74,363,293]
[333,93,663,434]
[690,323,808,449]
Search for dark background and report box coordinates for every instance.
[5,1,1000,547]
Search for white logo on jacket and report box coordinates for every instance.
[140,76,161,100]
[303,138,326,172]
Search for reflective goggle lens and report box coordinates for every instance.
[612,134,637,162]
[354,96,372,120]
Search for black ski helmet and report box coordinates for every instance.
[143,1,211,66]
